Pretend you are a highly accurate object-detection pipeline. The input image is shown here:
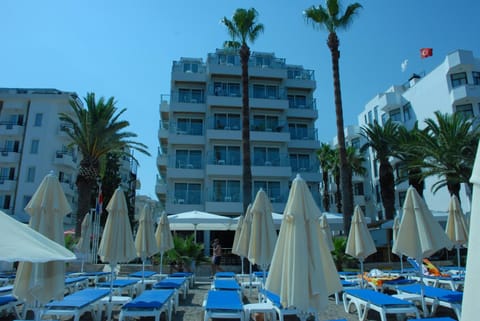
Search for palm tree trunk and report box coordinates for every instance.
[328,32,353,232]
[240,44,252,214]
[322,171,330,211]
[379,161,396,220]
[76,177,94,234]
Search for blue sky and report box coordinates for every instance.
[1,0,479,199]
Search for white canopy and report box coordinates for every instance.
[165,211,234,231]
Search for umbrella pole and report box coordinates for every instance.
[400,254,404,273]
[241,256,244,274]
[160,252,164,274]
[456,245,461,269]
[109,263,115,302]
[142,259,145,284]
[418,258,427,317]
[360,259,364,288]
[81,259,85,273]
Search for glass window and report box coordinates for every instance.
[252,84,278,99]
[288,123,308,139]
[288,95,307,108]
[389,108,402,122]
[253,181,281,201]
[174,183,201,204]
[253,147,280,166]
[473,72,480,85]
[403,103,413,121]
[353,182,364,196]
[456,103,473,119]
[214,114,226,129]
[176,118,203,135]
[351,138,361,150]
[213,180,240,202]
[255,56,271,67]
[367,110,373,124]
[373,106,378,122]
[26,167,35,182]
[0,194,11,209]
[290,154,310,172]
[176,150,202,169]
[450,72,467,88]
[183,62,198,73]
[214,145,240,165]
[381,113,388,125]
[34,113,43,126]
[30,139,39,154]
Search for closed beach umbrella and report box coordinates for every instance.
[0,210,75,262]
[346,205,377,287]
[248,189,277,284]
[231,215,244,273]
[13,172,72,320]
[233,204,253,259]
[75,212,92,272]
[392,215,404,272]
[462,143,480,321]
[98,187,136,300]
[135,205,159,282]
[155,211,174,274]
[445,195,469,269]
[318,213,334,252]
[266,175,341,321]
[393,186,452,317]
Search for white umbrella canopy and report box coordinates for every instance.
[392,215,404,272]
[232,216,244,255]
[135,205,159,281]
[318,213,334,252]
[13,172,73,321]
[75,212,92,272]
[155,211,174,274]
[248,189,277,283]
[392,186,453,316]
[98,187,136,300]
[345,205,377,287]
[266,175,341,320]
[0,210,76,263]
[462,143,480,321]
[166,210,233,231]
[445,195,469,269]
[233,204,253,259]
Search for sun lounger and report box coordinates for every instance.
[118,289,175,321]
[128,270,158,279]
[169,272,195,287]
[260,289,314,321]
[69,271,111,285]
[152,277,188,306]
[0,295,21,319]
[212,278,241,292]
[334,279,361,304]
[203,289,244,321]
[65,276,89,293]
[215,271,236,279]
[41,288,110,321]
[96,279,139,297]
[0,285,13,295]
[343,288,420,321]
[396,284,462,319]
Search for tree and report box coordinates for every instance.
[418,111,479,200]
[317,143,335,211]
[304,0,362,232]
[360,120,399,221]
[221,8,264,214]
[59,93,150,234]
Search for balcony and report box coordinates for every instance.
[159,95,170,120]
[450,84,480,104]
[287,100,318,119]
[155,179,167,196]
[0,179,16,192]
[158,121,169,145]
[156,153,167,172]
[251,163,292,178]
[205,195,243,214]
[172,60,207,83]
[287,129,320,149]
[285,68,316,89]
[53,151,77,168]
[0,122,23,136]
[170,92,207,113]
[249,97,289,110]
[249,64,287,79]
[378,92,405,112]
[250,127,291,143]
[0,150,20,163]
[166,193,204,213]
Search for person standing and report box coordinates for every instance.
[211,238,224,277]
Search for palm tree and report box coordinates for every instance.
[317,143,335,211]
[221,8,264,214]
[304,0,362,232]
[347,145,367,179]
[360,120,399,221]
[59,93,150,234]
[393,123,426,197]
[418,111,479,200]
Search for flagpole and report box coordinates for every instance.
[92,180,102,264]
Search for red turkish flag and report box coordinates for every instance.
[420,48,433,58]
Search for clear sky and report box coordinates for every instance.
[1,0,479,199]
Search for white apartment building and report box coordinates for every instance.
[156,49,322,217]
[351,49,479,221]
[0,88,80,223]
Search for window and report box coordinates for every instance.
[373,106,378,122]
[183,62,198,73]
[213,180,240,202]
[403,102,413,121]
[389,108,402,122]
[176,150,202,169]
[350,138,361,150]
[214,145,240,165]
[218,54,235,65]
[288,123,308,139]
[178,88,204,103]
[213,82,240,97]
[0,167,13,182]
[367,110,373,125]
[30,139,39,154]
[9,114,24,126]
[214,113,240,130]
[252,84,278,99]
[5,140,19,153]
[473,71,480,85]
[395,162,408,181]
[287,95,307,108]
[34,113,43,126]
[353,182,364,196]
[255,56,271,67]
[176,118,203,135]
[381,113,388,125]
[0,194,11,210]
[253,115,279,131]
[253,147,280,166]
[450,72,467,88]
[456,103,473,119]
[290,154,310,172]
[174,183,201,204]
[26,167,35,182]
[253,181,281,201]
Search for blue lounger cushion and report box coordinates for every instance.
[128,271,158,278]
[0,295,17,305]
[215,271,236,278]
[214,279,241,291]
[65,276,88,284]
[96,279,138,288]
[398,284,463,303]
[153,278,186,289]
[169,272,193,278]
[45,288,110,309]
[345,289,415,307]
[262,289,285,308]
[205,290,243,310]
[122,289,174,309]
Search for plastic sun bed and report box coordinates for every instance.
[118,289,175,321]
[64,276,89,293]
[215,271,236,279]
[203,289,244,321]
[212,278,241,291]
[41,288,110,321]
[96,279,139,297]
[128,270,158,279]
[396,284,463,319]
[152,277,189,306]
[169,271,195,288]
[0,295,21,319]
[343,288,420,321]
[260,289,313,321]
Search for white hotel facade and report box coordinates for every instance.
[339,49,480,222]
[156,49,322,216]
